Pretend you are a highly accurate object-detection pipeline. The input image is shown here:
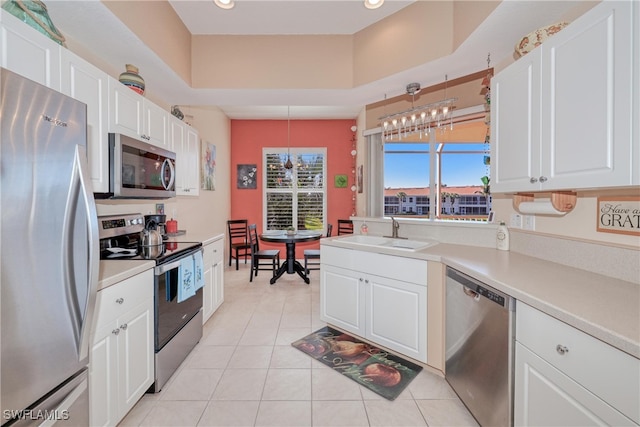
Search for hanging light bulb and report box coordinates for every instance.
[284,106,293,170]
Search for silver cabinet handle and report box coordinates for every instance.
[120,324,128,330]
[359,278,364,282]
[365,279,369,284]
[539,176,548,183]
[116,298,124,304]
[529,177,538,183]
[556,344,569,355]
[112,329,120,336]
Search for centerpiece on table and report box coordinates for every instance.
[286,226,296,236]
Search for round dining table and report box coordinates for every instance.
[259,230,322,284]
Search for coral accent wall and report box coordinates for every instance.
[231,119,357,258]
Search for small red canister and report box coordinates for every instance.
[166,218,178,234]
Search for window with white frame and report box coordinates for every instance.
[263,148,327,231]
[366,118,491,221]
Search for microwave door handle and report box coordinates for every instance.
[62,145,100,361]
[162,158,175,190]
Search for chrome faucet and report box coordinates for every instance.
[391,216,400,238]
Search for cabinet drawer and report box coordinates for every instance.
[516,302,640,424]
[94,269,153,331]
[203,244,215,268]
[321,246,427,285]
[211,239,224,264]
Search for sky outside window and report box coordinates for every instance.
[384,142,487,188]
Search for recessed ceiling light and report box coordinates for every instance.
[364,0,384,10]
[214,0,234,10]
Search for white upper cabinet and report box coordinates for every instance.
[60,50,109,192]
[492,1,639,193]
[0,9,61,90]
[108,76,169,149]
[170,115,200,196]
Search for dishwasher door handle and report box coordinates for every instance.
[463,287,480,301]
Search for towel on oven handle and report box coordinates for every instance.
[178,255,196,303]
[194,250,204,291]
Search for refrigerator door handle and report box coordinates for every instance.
[62,145,99,361]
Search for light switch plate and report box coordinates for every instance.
[523,215,535,230]
[510,213,522,228]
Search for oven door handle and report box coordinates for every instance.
[154,247,203,275]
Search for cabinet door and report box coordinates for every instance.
[118,300,154,416]
[202,266,214,324]
[90,324,119,427]
[541,1,635,190]
[173,124,200,196]
[0,11,61,90]
[60,50,109,192]
[320,265,365,336]
[108,77,142,139]
[143,99,169,148]
[491,47,542,193]
[367,275,427,363]
[202,243,215,323]
[514,343,634,426]
[185,128,200,195]
[212,258,224,312]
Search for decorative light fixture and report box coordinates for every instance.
[214,0,234,10]
[379,76,457,141]
[364,0,384,9]
[284,106,293,170]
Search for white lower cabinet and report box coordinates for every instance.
[515,303,640,426]
[90,269,154,427]
[320,246,427,363]
[203,236,224,323]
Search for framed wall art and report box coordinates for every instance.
[237,164,257,189]
[201,142,216,191]
[334,174,348,188]
[596,196,640,236]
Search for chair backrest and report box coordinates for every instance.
[228,219,248,243]
[326,223,333,237]
[248,223,259,251]
[337,219,353,235]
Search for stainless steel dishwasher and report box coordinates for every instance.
[445,267,515,427]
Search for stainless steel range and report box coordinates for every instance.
[98,213,203,392]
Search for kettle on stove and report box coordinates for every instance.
[140,227,163,247]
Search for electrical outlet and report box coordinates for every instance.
[510,213,522,228]
[523,215,535,230]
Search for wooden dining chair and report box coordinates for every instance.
[304,224,332,275]
[227,219,251,270]
[248,224,281,282]
[337,219,354,235]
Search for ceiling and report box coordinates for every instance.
[45,1,583,119]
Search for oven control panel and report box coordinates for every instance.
[98,213,145,239]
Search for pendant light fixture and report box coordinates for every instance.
[284,106,293,170]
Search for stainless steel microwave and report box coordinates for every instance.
[106,133,176,199]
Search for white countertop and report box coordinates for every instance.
[323,236,640,359]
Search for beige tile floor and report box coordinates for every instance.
[118,262,479,427]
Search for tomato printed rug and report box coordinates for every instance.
[292,326,422,400]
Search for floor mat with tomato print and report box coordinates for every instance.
[292,326,423,400]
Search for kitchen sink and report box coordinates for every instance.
[335,235,437,252]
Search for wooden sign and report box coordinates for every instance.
[596,197,640,236]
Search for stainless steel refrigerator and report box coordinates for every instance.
[1,68,99,426]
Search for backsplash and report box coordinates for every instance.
[511,230,639,284]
